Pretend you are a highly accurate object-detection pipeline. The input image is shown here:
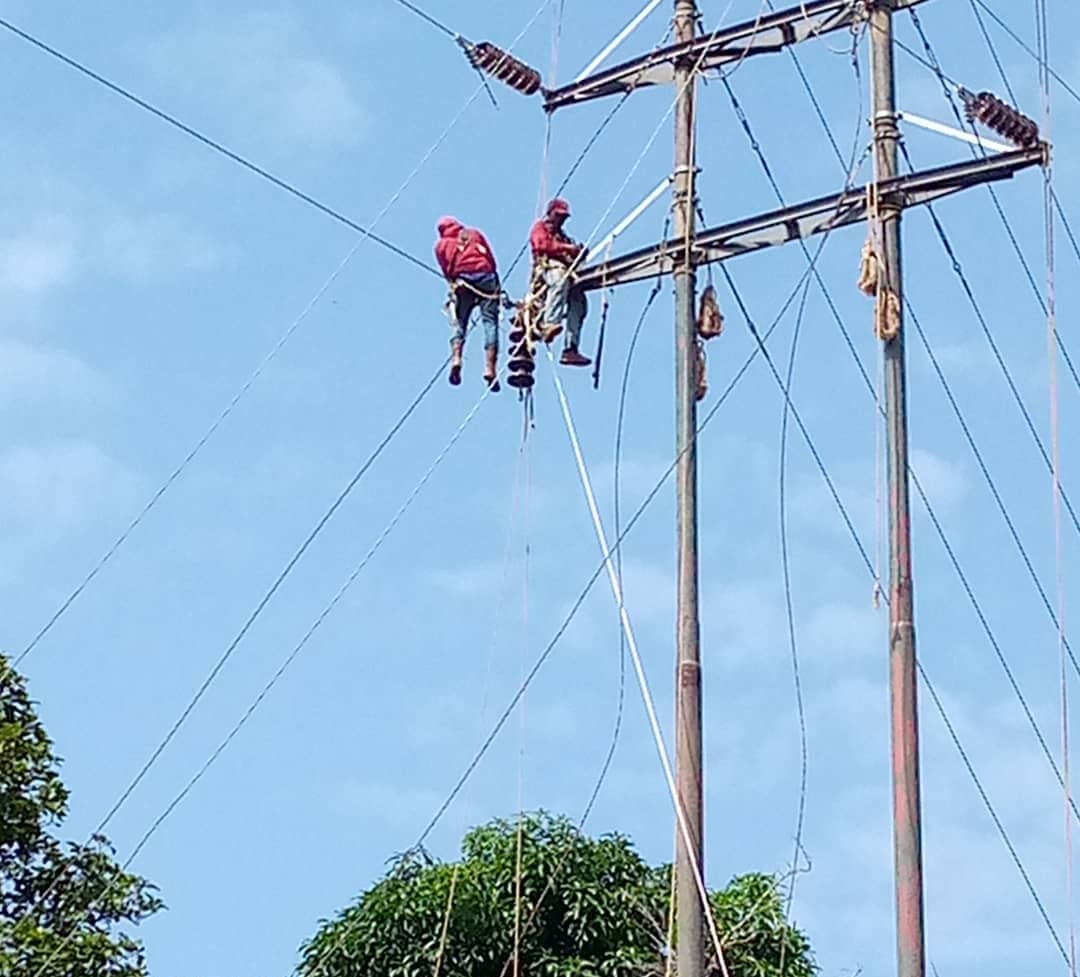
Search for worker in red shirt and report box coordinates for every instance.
[434,216,501,389]
[529,198,591,367]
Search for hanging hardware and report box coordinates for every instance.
[696,284,724,339]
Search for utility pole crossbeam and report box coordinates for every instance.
[543,0,930,111]
[573,147,1045,291]
[672,1,704,976]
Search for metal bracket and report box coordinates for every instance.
[543,0,930,111]
[574,146,1045,292]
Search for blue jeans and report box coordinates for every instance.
[542,265,587,348]
[449,272,500,350]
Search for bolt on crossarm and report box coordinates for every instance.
[673,1,705,977]
[870,3,927,977]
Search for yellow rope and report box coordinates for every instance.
[432,864,460,977]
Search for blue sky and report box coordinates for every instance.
[2,0,1079,974]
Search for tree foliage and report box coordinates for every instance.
[0,654,163,977]
[299,812,815,977]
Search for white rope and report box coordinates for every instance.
[574,0,664,81]
[543,346,731,977]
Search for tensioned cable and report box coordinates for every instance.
[779,7,1080,822]
[898,143,1080,545]
[906,11,1080,401]
[906,297,1080,823]
[390,0,458,39]
[13,2,553,663]
[0,16,438,277]
[412,227,850,857]
[970,0,1080,107]
[1033,0,1075,969]
[720,51,1069,950]
[542,340,732,977]
[27,379,497,977]
[721,265,1069,964]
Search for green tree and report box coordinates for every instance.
[299,812,814,977]
[0,654,163,976]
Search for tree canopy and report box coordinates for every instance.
[0,654,163,977]
[299,812,815,977]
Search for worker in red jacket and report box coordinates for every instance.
[529,198,591,367]
[434,216,501,389]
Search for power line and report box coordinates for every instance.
[390,0,458,39]
[970,0,1080,107]
[25,378,495,977]
[0,16,439,278]
[729,36,1067,951]
[906,295,1080,822]
[901,143,1080,541]
[723,256,1067,964]
[412,255,834,853]
[15,0,556,663]
[905,10,1080,400]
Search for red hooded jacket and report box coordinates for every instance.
[530,217,581,266]
[435,218,497,279]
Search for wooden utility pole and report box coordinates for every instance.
[672,0,704,975]
[870,4,927,977]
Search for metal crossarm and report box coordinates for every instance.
[574,146,1045,291]
[543,0,929,111]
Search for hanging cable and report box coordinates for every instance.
[723,264,1069,964]
[542,340,731,977]
[26,379,497,977]
[14,0,554,665]
[1034,0,1075,968]
[434,439,531,977]
[780,4,1080,819]
[776,275,814,977]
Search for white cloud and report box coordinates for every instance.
[0,440,138,544]
[150,13,364,151]
[0,339,115,409]
[0,218,76,295]
[910,446,968,512]
[94,213,231,281]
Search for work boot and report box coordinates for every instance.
[560,346,591,368]
[449,340,464,386]
[483,346,501,393]
[541,323,563,344]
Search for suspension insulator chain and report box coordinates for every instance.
[459,39,543,97]
[959,88,1040,148]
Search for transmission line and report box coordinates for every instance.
[0,16,438,277]
[906,10,1080,400]
[13,0,551,663]
[24,378,496,977]
[726,35,1070,952]
[722,264,1068,965]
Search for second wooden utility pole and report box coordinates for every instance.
[871,4,927,977]
[673,1,704,976]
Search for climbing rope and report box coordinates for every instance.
[543,343,732,977]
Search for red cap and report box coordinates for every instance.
[547,198,571,217]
